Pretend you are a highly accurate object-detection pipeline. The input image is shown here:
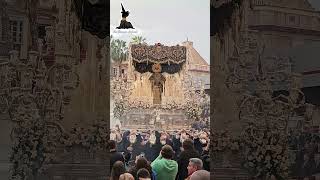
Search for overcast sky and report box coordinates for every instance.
[309,0,320,9]
[110,0,210,64]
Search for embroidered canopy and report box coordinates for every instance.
[131,43,187,64]
[131,43,186,74]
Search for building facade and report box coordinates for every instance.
[248,0,320,128]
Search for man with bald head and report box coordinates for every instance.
[190,170,210,180]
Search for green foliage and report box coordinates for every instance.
[131,36,146,44]
[110,39,128,64]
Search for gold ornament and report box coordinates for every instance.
[152,63,162,73]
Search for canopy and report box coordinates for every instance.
[131,43,186,74]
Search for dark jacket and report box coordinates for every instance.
[176,148,200,180]
[193,138,203,155]
[172,137,181,160]
[150,131,162,162]
[119,130,131,153]
[132,134,143,160]
[110,150,125,171]
[201,150,210,171]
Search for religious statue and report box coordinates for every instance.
[116,3,134,29]
[149,64,166,105]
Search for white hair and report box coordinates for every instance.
[189,158,203,170]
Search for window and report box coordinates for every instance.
[10,20,23,44]
[121,69,125,74]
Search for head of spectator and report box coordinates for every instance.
[111,161,126,180]
[161,145,175,159]
[119,173,135,180]
[160,133,167,145]
[109,140,117,152]
[190,170,210,180]
[187,158,203,177]
[182,138,194,151]
[137,168,151,180]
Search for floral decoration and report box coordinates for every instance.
[211,130,242,152]
[241,126,290,179]
[63,121,109,152]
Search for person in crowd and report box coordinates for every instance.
[199,132,210,171]
[119,130,131,153]
[193,132,203,155]
[143,132,153,161]
[186,158,203,180]
[132,132,144,160]
[129,156,156,180]
[160,132,167,146]
[110,140,125,171]
[116,3,134,29]
[150,131,162,162]
[119,173,135,180]
[111,161,126,180]
[151,145,178,180]
[172,131,182,160]
[189,170,210,180]
[177,139,200,180]
[137,168,152,180]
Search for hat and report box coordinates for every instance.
[121,3,130,18]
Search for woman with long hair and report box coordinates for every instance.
[129,156,156,180]
[111,161,126,180]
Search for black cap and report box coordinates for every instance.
[121,3,130,18]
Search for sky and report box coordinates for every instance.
[110,0,210,64]
[309,0,320,9]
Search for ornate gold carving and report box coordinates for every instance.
[152,63,161,73]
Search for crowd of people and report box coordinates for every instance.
[109,126,210,180]
[289,131,320,178]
